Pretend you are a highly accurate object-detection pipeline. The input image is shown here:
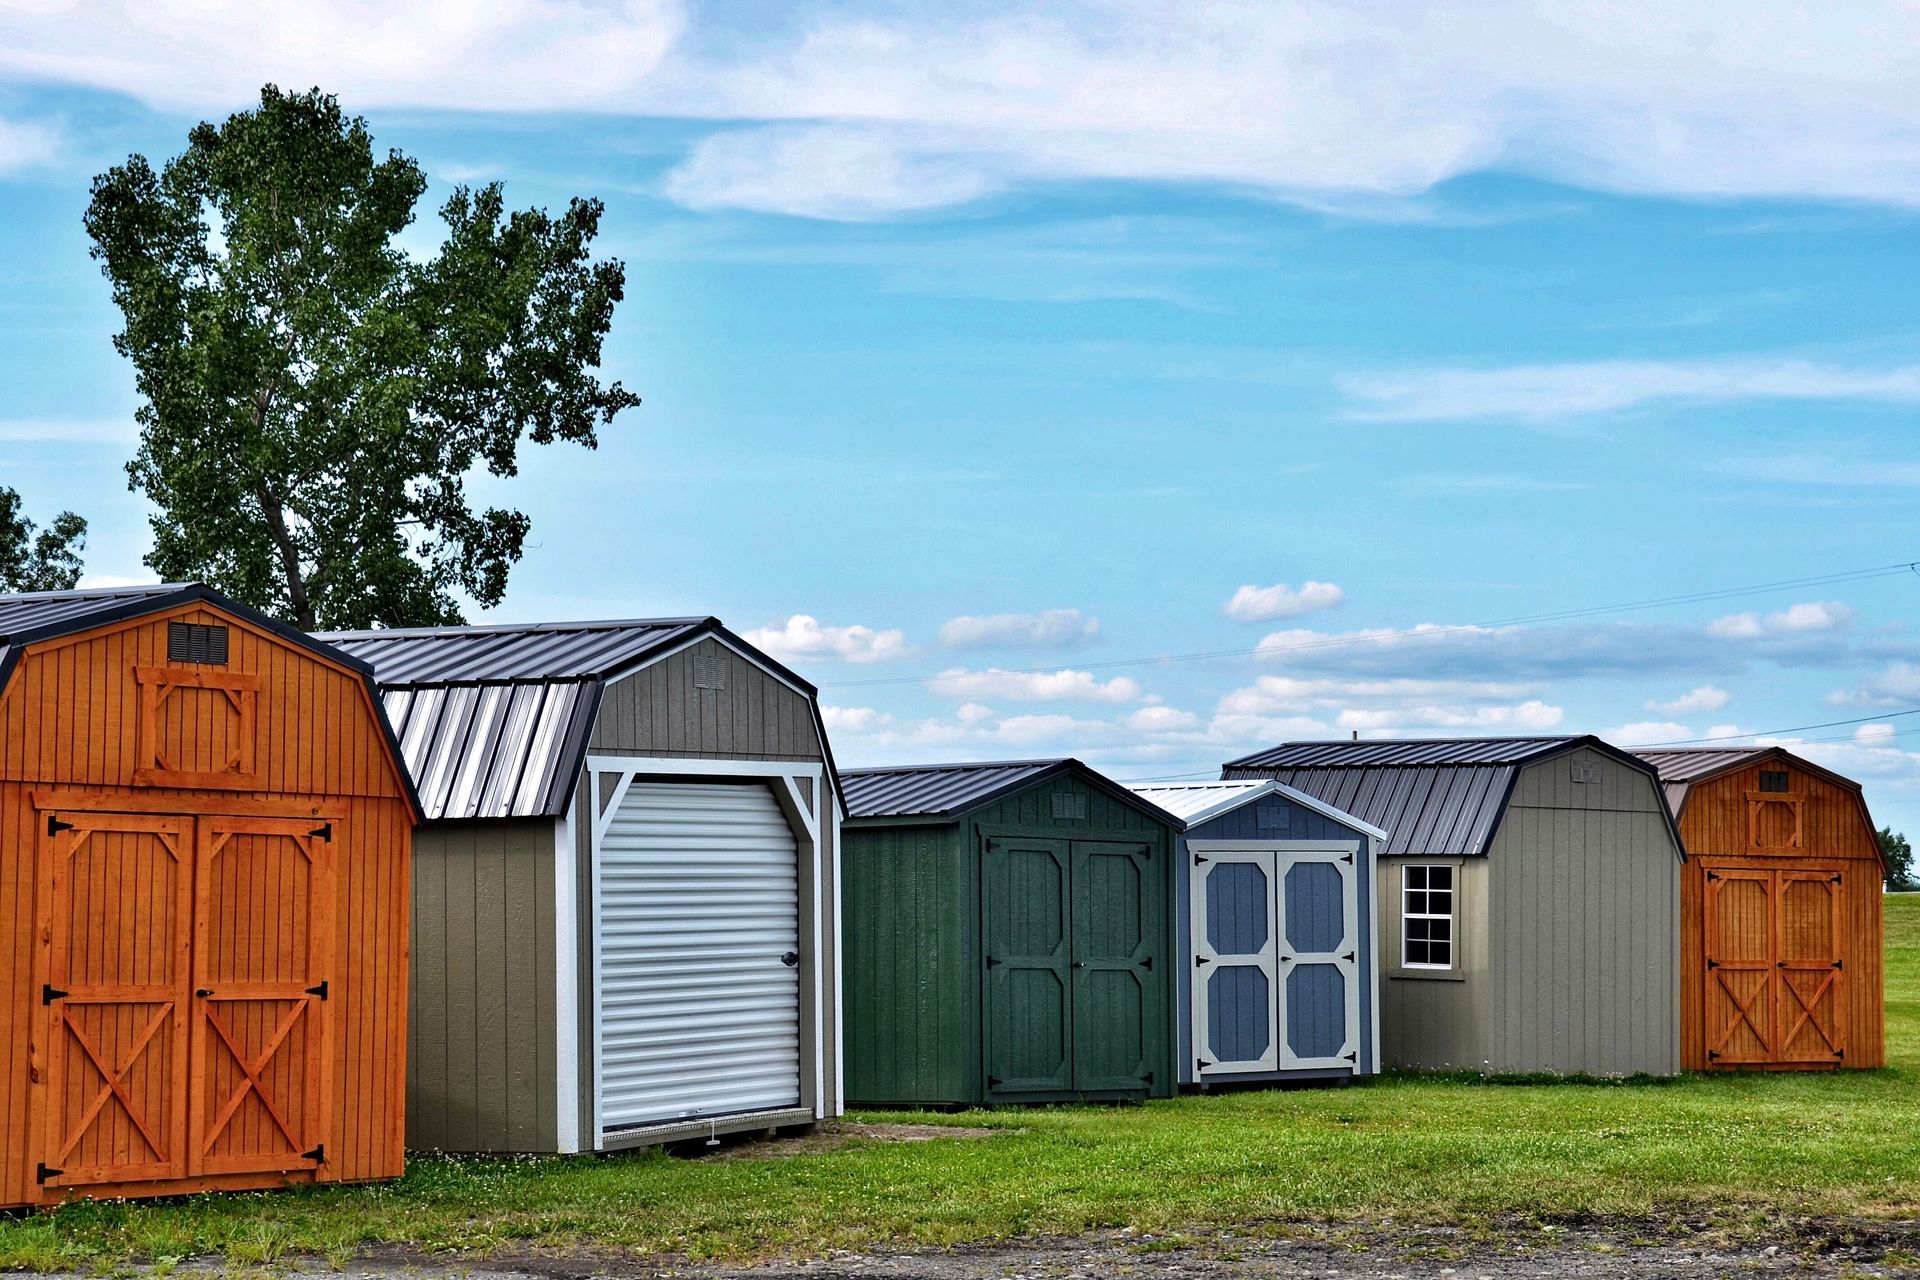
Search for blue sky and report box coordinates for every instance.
[3,3,1919,835]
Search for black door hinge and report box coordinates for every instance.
[1139,956,1153,970]
[1834,959,1844,970]
[41,984,67,1005]
[1343,1051,1357,1063]
[46,815,73,837]
[985,956,1001,969]
[1831,874,1842,885]
[1142,1071,1155,1085]
[302,1143,325,1164]
[308,823,332,841]
[1341,951,1355,963]
[1708,1049,1721,1060]
[305,980,329,1000]
[1197,1058,1213,1071]
[1193,853,1208,866]
[1341,852,1354,864]
[35,1163,61,1184]
[1706,959,1719,970]
[1706,871,1720,882]
[1195,955,1211,967]
[986,1076,1001,1090]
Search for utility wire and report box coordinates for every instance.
[822,559,1919,690]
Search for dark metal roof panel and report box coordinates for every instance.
[1632,748,1768,784]
[321,618,710,685]
[0,583,191,639]
[1225,736,1582,770]
[1223,760,1518,857]
[840,760,1063,820]
[379,680,594,821]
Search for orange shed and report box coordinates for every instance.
[1637,747,1885,1071]
[0,584,418,1206]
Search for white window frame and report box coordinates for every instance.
[1400,863,1456,971]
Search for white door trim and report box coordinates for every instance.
[1190,848,1280,1074]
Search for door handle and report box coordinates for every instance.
[781,951,800,968]
[1071,961,1087,968]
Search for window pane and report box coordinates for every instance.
[1431,939,1452,965]
[1405,890,1427,916]
[1406,866,1427,890]
[1429,889,1452,914]
[1406,939,1430,966]
[1432,919,1452,944]
[1430,865,1453,891]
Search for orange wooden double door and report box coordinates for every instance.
[1701,862,1848,1067]
[31,807,338,1196]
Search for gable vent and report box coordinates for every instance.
[1051,792,1088,820]
[1570,761,1597,784]
[1759,769,1790,793]
[693,652,727,691]
[167,621,229,665]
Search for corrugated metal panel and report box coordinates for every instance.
[1633,747,1767,783]
[1222,762,1519,857]
[0,583,187,638]
[597,782,802,1130]
[322,618,707,684]
[1132,780,1273,823]
[381,681,592,821]
[840,760,1064,819]
[1226,737,1580,770]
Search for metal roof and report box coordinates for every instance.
[1223,736,1672,858]
[320,617,712,685]
[1126,778,1387,839]
[0,582,193,641]
[841,758,1182,827]
[324,617,834,824]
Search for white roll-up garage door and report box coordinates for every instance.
[597,781,803,1130]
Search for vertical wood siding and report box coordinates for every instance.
[0,605,411,1207]
[1376,856,1491,1070]
[590,640,823,761]
[1676,760,1883,1069]
[1486,748,1681,1076]
[408,820,557,1151]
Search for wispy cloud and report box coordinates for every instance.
[741,615,909,664]
[1340,358,1920,424]
[1222,580,1345,623]
[0,117,59,176]
[1647,685,1731,716]
[929,667,1141,703]
[939,608,1100,650]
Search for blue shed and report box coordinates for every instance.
[1129,780,1384,1086]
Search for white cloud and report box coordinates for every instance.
[929,666,1141,703]
[956,701,996,724]
[1604,720,1693,747]
[0,117,59,175]
[1828,663,1920,708]
[0,2,685,114]
[15,4,1920,216]
[1335,700,1564,732]
[1222,580,1345,623]
[938,608,1100,650]
[821,705,892,733]
[1126,705,1200,733]
[1341,358,1920,424]
[742,614,909,664]
[1706,601,1853,640]
[1647,685,1731,715]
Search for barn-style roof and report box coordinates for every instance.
[841,758,1182,827]
[1634,745,1877,830]
[1222,735,1672,858]
[323,617,832,823]
[0,581,419,818]
[1126,778,1387,838]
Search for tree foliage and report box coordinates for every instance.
[1880,826,1914,892]
[0,487,87,592]
[84,85,639,630]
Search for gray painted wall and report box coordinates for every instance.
[1177,792,1378,1082]
[409,818,558,1153]
[1376,855,1491,1071]
[1485,746,1681,1076]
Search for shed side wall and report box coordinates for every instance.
[1486,747,1680,1076]
[408,819,556,1152]
[841,824,973,1104]
[1377,855,1491,1070]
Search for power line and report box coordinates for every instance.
[821,559,1920,690]
[1637,706,1920,747]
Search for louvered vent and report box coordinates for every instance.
[693,652,726,690]
[1051,792,1088,820]
[1570,761,1597,784]
[1759,769,1790,793]
[167,621,229,665]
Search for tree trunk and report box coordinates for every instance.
[254,483,314,629]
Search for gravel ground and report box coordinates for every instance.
[59,1216,1904,1280]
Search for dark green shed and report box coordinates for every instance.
[839,759,1182,1107]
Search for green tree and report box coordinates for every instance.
[0,486,87,592]
[1880,826,1914,892]
[84,85,639,630]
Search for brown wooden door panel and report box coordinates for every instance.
[1703,867,1775,1065]
[1776,871,1845,1064]
[1703,863,1847,1068]
[32,813,193,1194]
[188,817,336,1178]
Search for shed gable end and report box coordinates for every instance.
[589,637,824,762]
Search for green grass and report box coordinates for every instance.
[9,896,1920,1268]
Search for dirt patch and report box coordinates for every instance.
[692,1122,1004,1162]
[333,1216,1920,1280]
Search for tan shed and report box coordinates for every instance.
[1637,748,1885,1070]
[0,584,418,1207]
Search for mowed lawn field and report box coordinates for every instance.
[6,896,1920,1269]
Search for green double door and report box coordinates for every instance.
[982,835,1162,1097]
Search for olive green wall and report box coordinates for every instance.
[1375,855,1491,1071]
[409,818,559,1153]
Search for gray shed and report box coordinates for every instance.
[1128,780,1385,1086]
[1222,737,1684,1077]
[323,617,843,1153]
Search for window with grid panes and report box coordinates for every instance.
[1402,864,1454,969]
